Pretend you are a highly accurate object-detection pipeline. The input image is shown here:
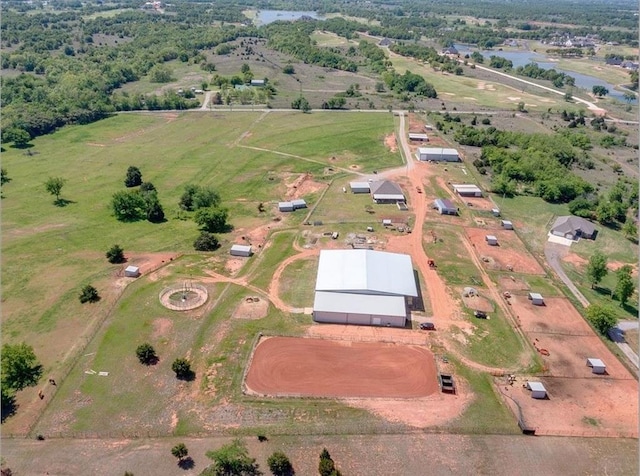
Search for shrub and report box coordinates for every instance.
[194,232,220,251]
[172,358,193,380]
[135,343,158,365]
[106,244,125,264]
[79,285,100,303]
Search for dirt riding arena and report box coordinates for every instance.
[503,294,638,437]
[244,336,439,398]
[465,228,545,274]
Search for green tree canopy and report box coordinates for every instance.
[136,343,158,365]
[194,207,230,233]
[1,343,43,392]
[111,190,146,221]
[44,177,66,202]
[106,244,126,264]
[171,443,189,461]
[179,184,221,211]
[586,251,608,289]
[614,265,635,307]
[194,232,220,251]
[203,439,261,476]
[267,451,293,476]
[124,166,143,188]
[586,304,618,335]
[171,358,193,380]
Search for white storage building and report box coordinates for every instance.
[434,198,458,215]
[485,235,498,246]
[527,381,547,399]
[350,181,371,194]
[417,147,460,162]
[312,249,418,328]
[528,292,544,306]
[501,220,514,230]
[453,184,482,197]
[278,201,294,212]
[230,244,252,257]
[587,358,606,374]
[291,199,307,209]
[124,265,140,278]
[409,133,429,141]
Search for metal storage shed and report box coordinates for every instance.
[492,208,501,217]
[409,132,429,141]
[349,181,371,194]
[291,199,307,209]
[417,147,460,162]
[124,265,140,278]
[453,184,482,197]
[501,220,514,230]
[528,292,544,306]
[230,244,252,257]
[586,358,606,374]
[485,235,498,246]
[527,381,547,399]
[313,291,407,327]
[434,198,458,215]
[278,201,294,212]
[382,219,392,226]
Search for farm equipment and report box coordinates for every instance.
[428,259,436,269]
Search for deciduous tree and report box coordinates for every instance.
[44,177,66,203]
[586,304,618,335]
[124,166,143,188]
[106,244,126,264]
[1,343,43,393]
[136,343,158,365]
[586,251,608,289]
[267,451,293,476]
[171,443,189,462]
[193,232,220,251]
[79,284,100,303]
[194,207,229,233]
[203,439,261,476]
[172,358,193,380]
[112,190,146,221]
[614,265,635,307]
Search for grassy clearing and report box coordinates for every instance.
[568,226,637,264]
[278,258,318,308]
[424,223,483,287]
[118,60,208,96]
[310,31,358,47]
[249,230,298,290]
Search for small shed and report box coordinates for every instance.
[485,235,498,246]
[492,208,501,217]
[124,265,140,278]
[417,147,460,162]
[501,220,514,230]
[434,198,458,215]
[291,199,307,210]
[230,244,252,257]
[527,381,547,399]
[528,292,544,306]
[250,79,265,87]
[453,184,482,197]
[350,181,370,194]
[587,358,606,374]
[382,219,392,226]
[279,201,294,212]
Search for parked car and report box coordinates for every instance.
[474,310,488,319]
[419,322,435,330]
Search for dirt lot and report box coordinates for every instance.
[465,228,545,274]
[232,296,269,320]
[503,294,638,437]
[245,336,439,398]
[461,195,495,211]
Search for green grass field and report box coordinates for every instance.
[278,257,318,308]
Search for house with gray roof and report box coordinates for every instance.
[550,216,596,240]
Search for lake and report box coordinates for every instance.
[454,44,632,103]
[254,10,324,25]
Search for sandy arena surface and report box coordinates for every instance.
[466,228,545,274]
[245,337,439,398]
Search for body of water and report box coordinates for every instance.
[454,44,632,103]
[254,10,324,25]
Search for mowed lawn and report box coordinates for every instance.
[1,111,399,433]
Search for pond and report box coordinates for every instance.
[454,44,633,103]
[254,10,324,25]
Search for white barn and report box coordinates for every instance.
[501,220,514,230]
[417,147,460,162]
[312,249,418,328]
[279,201,294,212]
[485,235,498,246]
[291,199,307,209]
[350,181,371,194]
[409,133,429,141]
[453,184,482,197]
[230,244,252,257]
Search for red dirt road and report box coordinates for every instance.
[245,337,439,398]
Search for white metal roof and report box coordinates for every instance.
[313,291,407,317]
[409,133,429,139]
[125,265,139,272]
[528,382,546,392]
[279,201,293,207]
[418,147,458,155]
[231,244,252,253]
[453,184,482,191]
[529,292,543,300]
[315,249,418,297]
[350,181,371,189]
[486,235,498,241]
[502,220,513,225]
[587,358,605,368]
[291,199,307,207]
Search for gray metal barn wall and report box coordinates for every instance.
[313,311,348,324]
[313,311,405,328]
